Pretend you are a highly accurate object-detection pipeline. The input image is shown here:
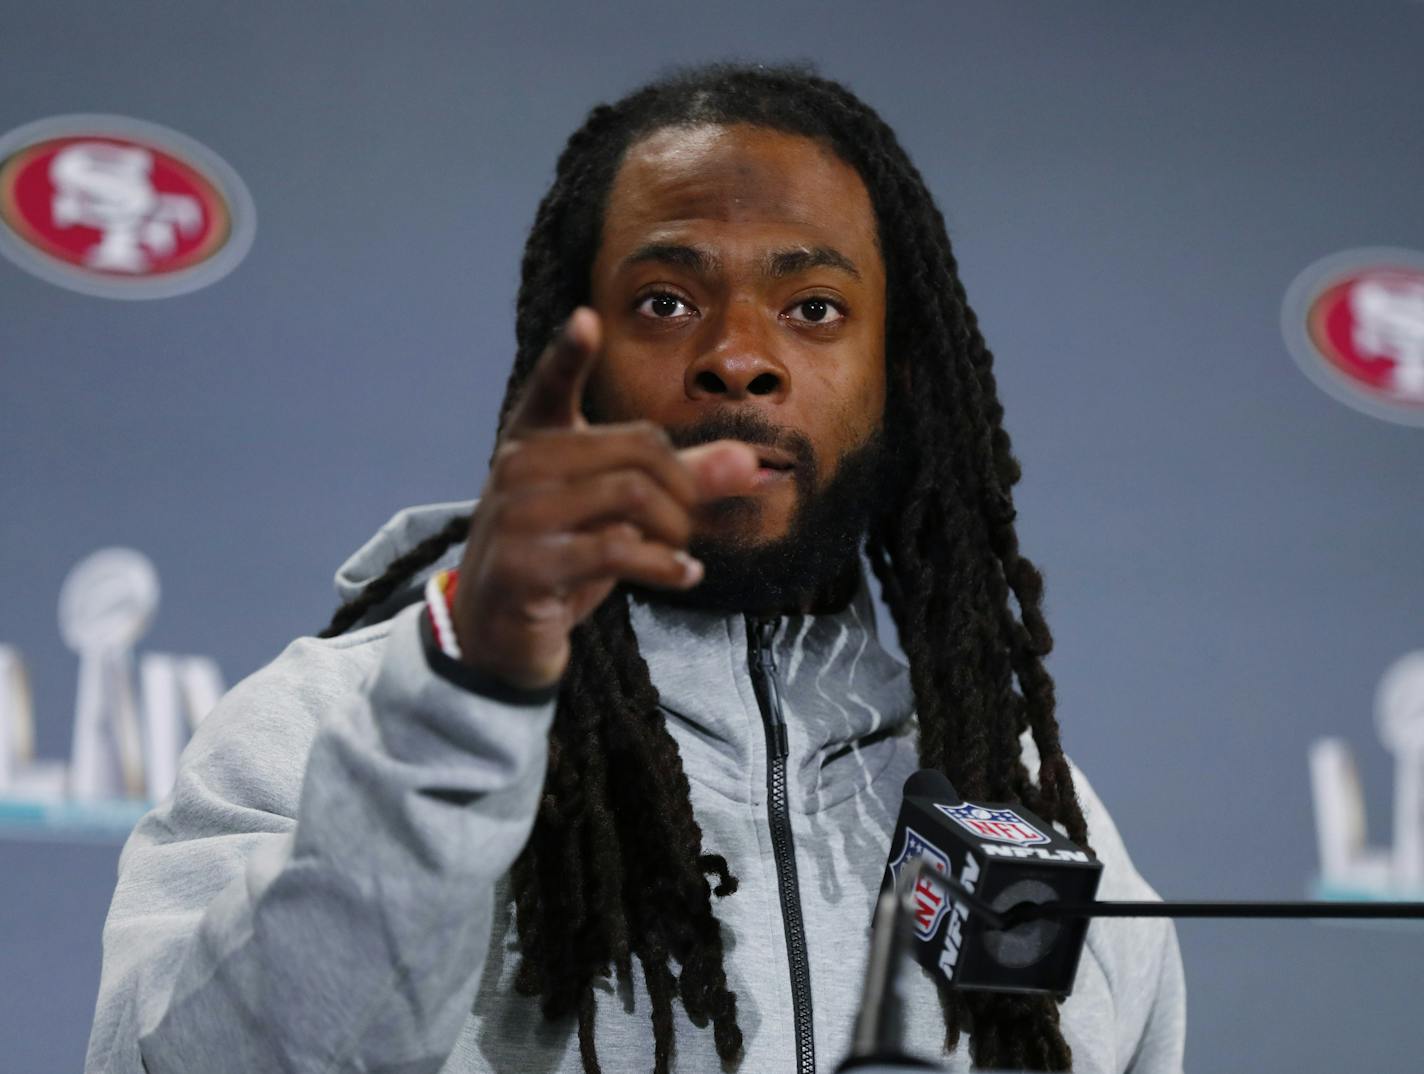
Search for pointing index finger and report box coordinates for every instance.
[507,307,603,432]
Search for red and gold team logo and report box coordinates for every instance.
[0,115,254,299]
[1283,249,1424,426]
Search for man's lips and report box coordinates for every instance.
[745,445,797,490]
[750,445,797,472]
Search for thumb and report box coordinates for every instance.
[678,440,760,500]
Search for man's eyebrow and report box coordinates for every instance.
[764,246,861,280]
[622,243,722,275]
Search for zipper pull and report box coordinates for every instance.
[750,617,789,760]
[770,717,790,760]
[752,617,779,674]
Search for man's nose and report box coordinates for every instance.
[684,304,789,402]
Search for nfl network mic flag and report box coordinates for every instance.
[880,772,1102,995]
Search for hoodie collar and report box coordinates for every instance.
[630,587,915,812]
[333,500,471,627]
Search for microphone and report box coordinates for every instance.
[880,769,1102,994]
[877,771,1424,997]
[836,769,1085,1071]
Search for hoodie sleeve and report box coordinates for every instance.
[1069,761,1188,1074]
[83,602,555,1074]
[1124,913,1187,1074]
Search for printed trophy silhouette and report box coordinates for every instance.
[0,644,35,791]
[61,548,156,800]
[0,548,224,822]
[1311,650,1424,897]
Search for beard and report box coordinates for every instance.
[635,408,887,616]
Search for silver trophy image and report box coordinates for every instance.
[1311,650,1424,897]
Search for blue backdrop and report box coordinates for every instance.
[3,2,1423,1071]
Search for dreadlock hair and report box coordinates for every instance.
[321,62,1091,1073]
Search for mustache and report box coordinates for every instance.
[662,409,816,473]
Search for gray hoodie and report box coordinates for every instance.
[85,501,1185,1074]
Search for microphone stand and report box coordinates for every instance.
[837,855,944,1071]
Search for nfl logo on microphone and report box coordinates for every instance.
[939,803,1051,846]
[887,827,953,941]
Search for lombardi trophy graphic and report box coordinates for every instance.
[0,548,224,817]
[61,548,155,799]
[1310,651,1424,897]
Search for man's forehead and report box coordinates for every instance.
[600,123,879,255]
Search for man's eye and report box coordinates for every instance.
[636,292,695,319]
[786,297,845,325]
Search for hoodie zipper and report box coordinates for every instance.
[747,616,815,1074]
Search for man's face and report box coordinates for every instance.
[587,123,888,571]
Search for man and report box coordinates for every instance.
[86,64,1184,1074]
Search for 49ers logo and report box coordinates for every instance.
[0,115,254,299]
[1283,248,1424,426]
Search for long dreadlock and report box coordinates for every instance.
[321,63,1090,1073]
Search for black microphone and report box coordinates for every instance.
[877,771,1424,997]
[879,769,1102,994]
[837,769,1083,1071]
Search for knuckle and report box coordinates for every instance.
[597,529,628,566]
[632,420,671,453]
[524,547,562,590]
[499,491,541,531]
[491,441,526,484]
[597,524,641,567]
[483,536,523,584]
[617,471,650,508]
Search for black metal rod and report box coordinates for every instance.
[1004,899,1424,925]
[910,857,1424,927]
